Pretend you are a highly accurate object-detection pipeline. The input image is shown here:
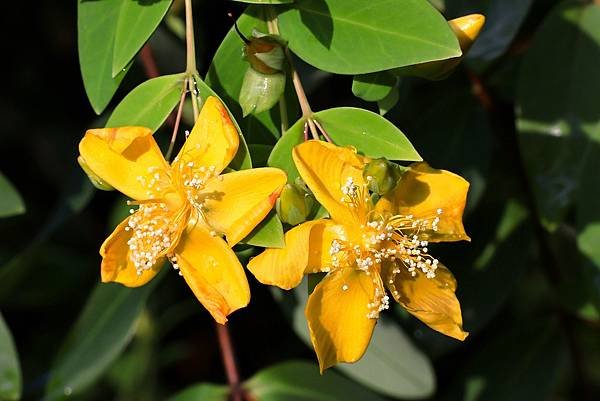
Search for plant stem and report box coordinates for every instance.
[184,0,196,74]
[266,6,317,138]
[139,45,160,78]
[165,77,188,161]
[215,322,242,401]
[265,7,289,134]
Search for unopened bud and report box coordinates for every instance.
[239,67,285,116]
[77,156,114,191]
[244,30,286,74]
[363,158,402,195]
[276,183,314,226]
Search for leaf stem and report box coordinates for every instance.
[184,0,196,74]
[139,45,160,79]
[266,6,317,138]
[165,77,188,161]
[215,322,242,401]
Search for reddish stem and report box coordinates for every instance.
[215,323,243,401]
[139,44,160,79]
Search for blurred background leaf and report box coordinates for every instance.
[0,313,21,401]
[0,172,25,219]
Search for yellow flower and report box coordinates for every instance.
[78,97,286,324]
[248,140,470,371]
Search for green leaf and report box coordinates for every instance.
[242,211,285,248]
[352,72,397,102]
[269,108,420,182]
[378,88,399,116]
[0,172,25,218]
[245,361,388,401]
[112,0,173,76]
[0,314,21,401]
[45,282,157,401]
[106,73,185,131]
[272,279,435,398]
[517,2,600,231]
[277,0,461,74]
[194,76,252,170]
[164,383,229,401]
[78,0,130,114]
[206,7,299,142]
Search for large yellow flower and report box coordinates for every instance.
[248,140,469,371]
[78,97,286,324]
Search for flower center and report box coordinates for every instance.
[329,176,445,319]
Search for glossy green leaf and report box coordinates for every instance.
[517,2,600,231]
[0,172,25,218]
[78,0,130,114]
[269,108,421,182]
[164,383,228,401]
[194,76,252,170]
[245,361,387,401]
[352,72,397,102]
[44,282,157,401]
[112,0,173,76]
[106,73,185,131]
[272,279,435,398]
[0,314,21,401]
[277,0,461,74]
[241,211,285,248]
[206,7,298,142]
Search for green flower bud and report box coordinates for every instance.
[239,67,286,116]
[363,158,402,195]
[244,30,286,74]
[77,156,114,191]
[276,183,314,226]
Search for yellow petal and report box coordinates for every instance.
[79,127,172,201]
[100,218,163,287]
[175,96,239,173]
[202,167,287,246]
[247,219,342,290]
[293,140,367,225]
[378,162,470,242]
[306,268,378,372]
[175,224,250,324]
[449,14,486,53]
[390,263,468,341]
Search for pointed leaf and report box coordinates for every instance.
[106,73,185,132]
[78,0,130,114]
[0,172,25,218]
[241,211,285,248]
[112,0,173,76]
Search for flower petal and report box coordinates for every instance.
[293,140,367,225]
[100,218,163,287]
[247,219,342,290]
[175,96,239,174]
[174,224,250,324]
[378,162,470,242]
[306,268,378,372]
[202,167,287,246]
[390,263,468,341]
[79,127,172,201]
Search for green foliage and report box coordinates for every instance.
[44,282,156,401]
[164,383,228,401]
[106,74,185,131]
[0,172,25,218]
[0,314,21,401]
[245,360,388,401]
[278,0,461,74]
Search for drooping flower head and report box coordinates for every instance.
[248,140,469,371]
[78,97,286,324]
